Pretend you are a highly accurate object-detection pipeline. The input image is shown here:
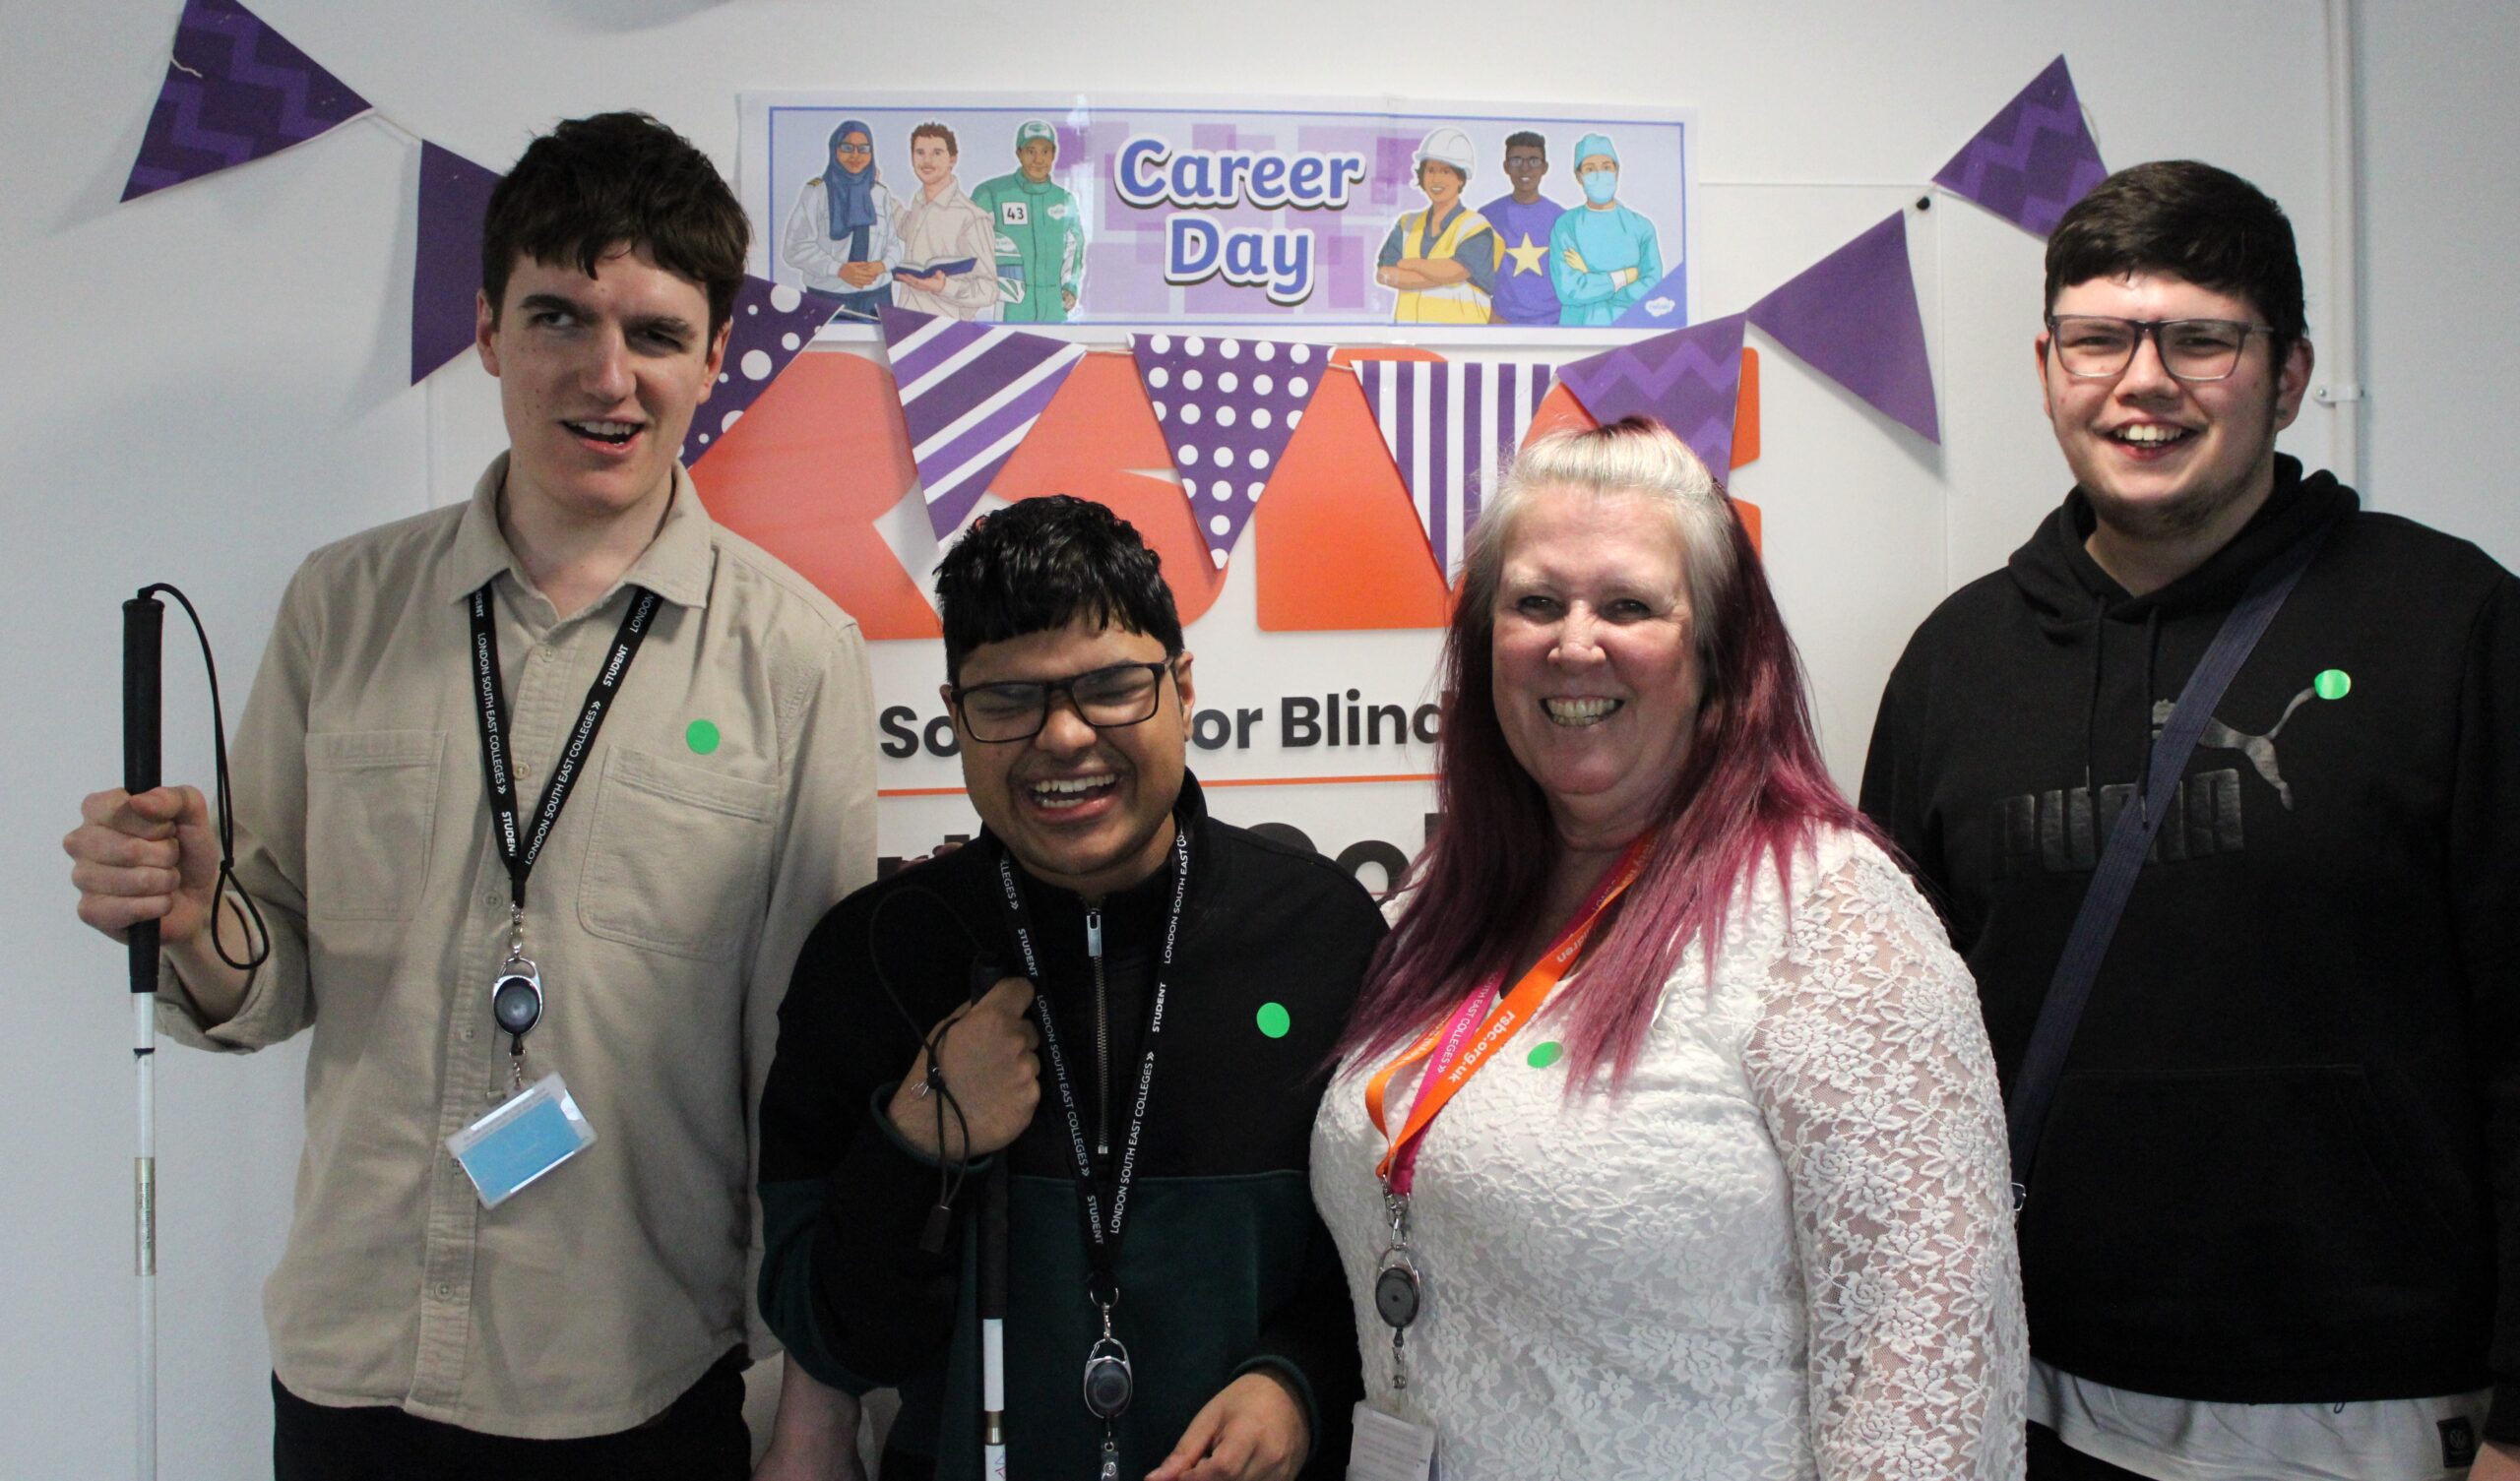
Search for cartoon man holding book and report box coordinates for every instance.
[892,121,1001,321]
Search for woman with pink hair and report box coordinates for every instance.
[1310,417,2026,1478]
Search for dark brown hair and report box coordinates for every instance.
[480,111,748,339]
[2046,159,2305,364]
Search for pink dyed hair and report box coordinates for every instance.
[1336,416,1878,1091]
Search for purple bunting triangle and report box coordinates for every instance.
[1934,55,2110,238]
[1132,333,1328,571]
[881,306,1087,536]
[1747,212,1940,443]
[410,143,503,384]
[121,0,371,202]
[1558,314,1747,476]
[684,277,846,467]
[1354,360,1555,580]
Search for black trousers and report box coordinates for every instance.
[272,1351,749,1481]
[2027,1422,2157,1479]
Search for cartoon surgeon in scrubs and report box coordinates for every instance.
[1548,131,1662,325]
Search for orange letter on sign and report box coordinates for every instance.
[692,352,940,639]
[1252,366,1452,631]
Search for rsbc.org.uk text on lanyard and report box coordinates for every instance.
[1366,831,1656,1191]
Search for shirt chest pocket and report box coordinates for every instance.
[303,730,445,922]
[577,745,779,963]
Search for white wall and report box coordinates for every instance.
[5,2,2512,1474]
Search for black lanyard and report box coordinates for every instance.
[468,581,660,912]
[990,826,1192,1301]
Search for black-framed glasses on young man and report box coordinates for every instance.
[2045,316,2277,383]
[950,659,1178,743]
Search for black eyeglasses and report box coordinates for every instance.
[949,659,1177,743]
[2046,316,2276,383]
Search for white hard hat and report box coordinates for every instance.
[1414,126,1476,178]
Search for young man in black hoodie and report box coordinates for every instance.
[1862,160,2520,1480]
[757,495,1378,1480]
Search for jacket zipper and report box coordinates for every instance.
[1085,906,1108,1158]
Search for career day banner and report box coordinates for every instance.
[738,93,1696,328]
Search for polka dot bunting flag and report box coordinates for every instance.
[1130,333,1328,570]
[681,276,845,468]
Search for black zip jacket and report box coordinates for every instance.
[758,775,1380,1477]
[1860,458,2520,1426]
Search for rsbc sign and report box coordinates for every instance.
[692,344,1759,640]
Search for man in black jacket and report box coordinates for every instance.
[1862,160,2520,1480]
[759,495,1379,1480]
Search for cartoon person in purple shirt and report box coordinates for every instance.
[1480,131,1566,327]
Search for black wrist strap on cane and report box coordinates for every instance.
[865,887,987,1255]
[136,584,269,973]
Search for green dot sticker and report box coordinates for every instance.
[1255,1002,1292,1039]
[685,718,722,755]
[2314,669,2352,701]
[1527,1041,1564,1069]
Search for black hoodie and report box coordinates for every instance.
[1861,457,2520,1425]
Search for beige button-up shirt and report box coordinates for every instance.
[160,458,876,1438]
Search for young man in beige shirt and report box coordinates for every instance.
[64,112,875,1479]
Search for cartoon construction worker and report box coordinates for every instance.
[1375,126,1500,324]
[971,119,1087,323]
[1480,131,1564,326]
[1549,131,1662,325]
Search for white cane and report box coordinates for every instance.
[123,590,163,1481]
[980,1158,1010,1478]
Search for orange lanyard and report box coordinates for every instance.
[1365,833,1653,1190]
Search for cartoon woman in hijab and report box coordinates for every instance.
[782,118,904,322]
[1547,132,1662,325]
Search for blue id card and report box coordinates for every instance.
[447,1072,595,1208]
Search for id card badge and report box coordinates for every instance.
[447,1071,595,1208]
[1348,1401,1436,1481]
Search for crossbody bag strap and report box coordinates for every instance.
[2005,520,2334,1210]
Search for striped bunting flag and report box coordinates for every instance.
[1354,360,1554,581]
[881,306,1087,540]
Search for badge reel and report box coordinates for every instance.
[491,953,543,1046]
[1349,1197,1438,1481]
[1375,1249,1422,1333]
[445,949,596,1208]
[1082,1291,1133,1481]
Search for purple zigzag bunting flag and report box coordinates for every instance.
[1934,55,2110,238]
[1354,360,1555,580]
[122,0,371,202]
[1747,212,1940,443]
[1132,333,1329,570]
[1558,314,1747,476]
[683,277,846,467]
[410,142,503,384]
[881,306,1086,536]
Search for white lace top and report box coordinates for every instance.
[1310,829,2027,1479]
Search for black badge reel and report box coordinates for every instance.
[1082,1331,1134,1420]
[1374,1249,1422,1329]
[490,956,543,1040]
